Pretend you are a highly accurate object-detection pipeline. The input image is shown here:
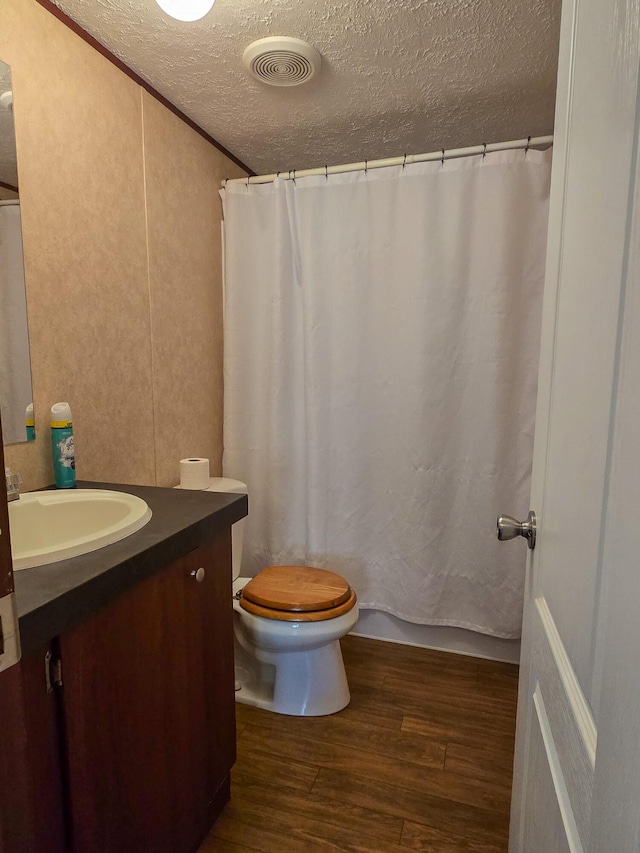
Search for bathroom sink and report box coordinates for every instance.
[9,489,152,570]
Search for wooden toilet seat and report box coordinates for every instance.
[239,565,357,622]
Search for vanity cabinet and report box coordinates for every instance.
[2,523,236,853]
[58,530,235,853]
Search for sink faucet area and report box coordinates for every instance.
[9,489,152,570]
[5,468,22,502]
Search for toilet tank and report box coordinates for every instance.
[176,477,247,580]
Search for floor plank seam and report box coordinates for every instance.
[200,636,518,853]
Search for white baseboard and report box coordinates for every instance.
[351,608,521,664]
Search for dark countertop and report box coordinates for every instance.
[13,481,248,656]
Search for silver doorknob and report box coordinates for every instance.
[191,568,206,582]
[497,511,536,550]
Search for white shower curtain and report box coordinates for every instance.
[222,148,551,638]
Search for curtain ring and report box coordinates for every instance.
[482,143,487,160]
[364,159,368,175]
[525,135,531,155]
[246,176,250,187]
[325,165,329,181]
[402,154,407,171]
[292,169,297,185]
[441,148,445,166]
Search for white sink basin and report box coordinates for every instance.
[9,489,152,570]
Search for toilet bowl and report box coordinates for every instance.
[176,477,358,716]
[233,565,358,716]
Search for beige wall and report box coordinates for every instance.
[0,0,246,490]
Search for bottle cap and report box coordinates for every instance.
[51,401,72,428]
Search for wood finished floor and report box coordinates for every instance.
[198,634,519,853]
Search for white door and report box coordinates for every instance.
[508,0,640,850]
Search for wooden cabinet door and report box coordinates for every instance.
[60,529,235,853]
[196,530,237,820]
[0,644,67,853]
[166,531,236,839]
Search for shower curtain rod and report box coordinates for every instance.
[224,135,553,186]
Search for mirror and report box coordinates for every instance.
[0,59,34,445]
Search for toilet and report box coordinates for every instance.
[182,478,358,716]
[234,564,358,716]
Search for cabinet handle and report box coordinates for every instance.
[191,568,206,583]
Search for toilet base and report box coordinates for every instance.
[234,638,351,716]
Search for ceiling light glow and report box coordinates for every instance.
[154,0,214,22]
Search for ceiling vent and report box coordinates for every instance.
[243,37,321,87]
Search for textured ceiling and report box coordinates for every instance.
[50,0,561,176]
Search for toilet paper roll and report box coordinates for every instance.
[179,458,210,490]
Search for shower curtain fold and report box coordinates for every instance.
[221,148,552,638]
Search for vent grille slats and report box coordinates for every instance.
[243,37,322,87]
[251,51,314,86]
